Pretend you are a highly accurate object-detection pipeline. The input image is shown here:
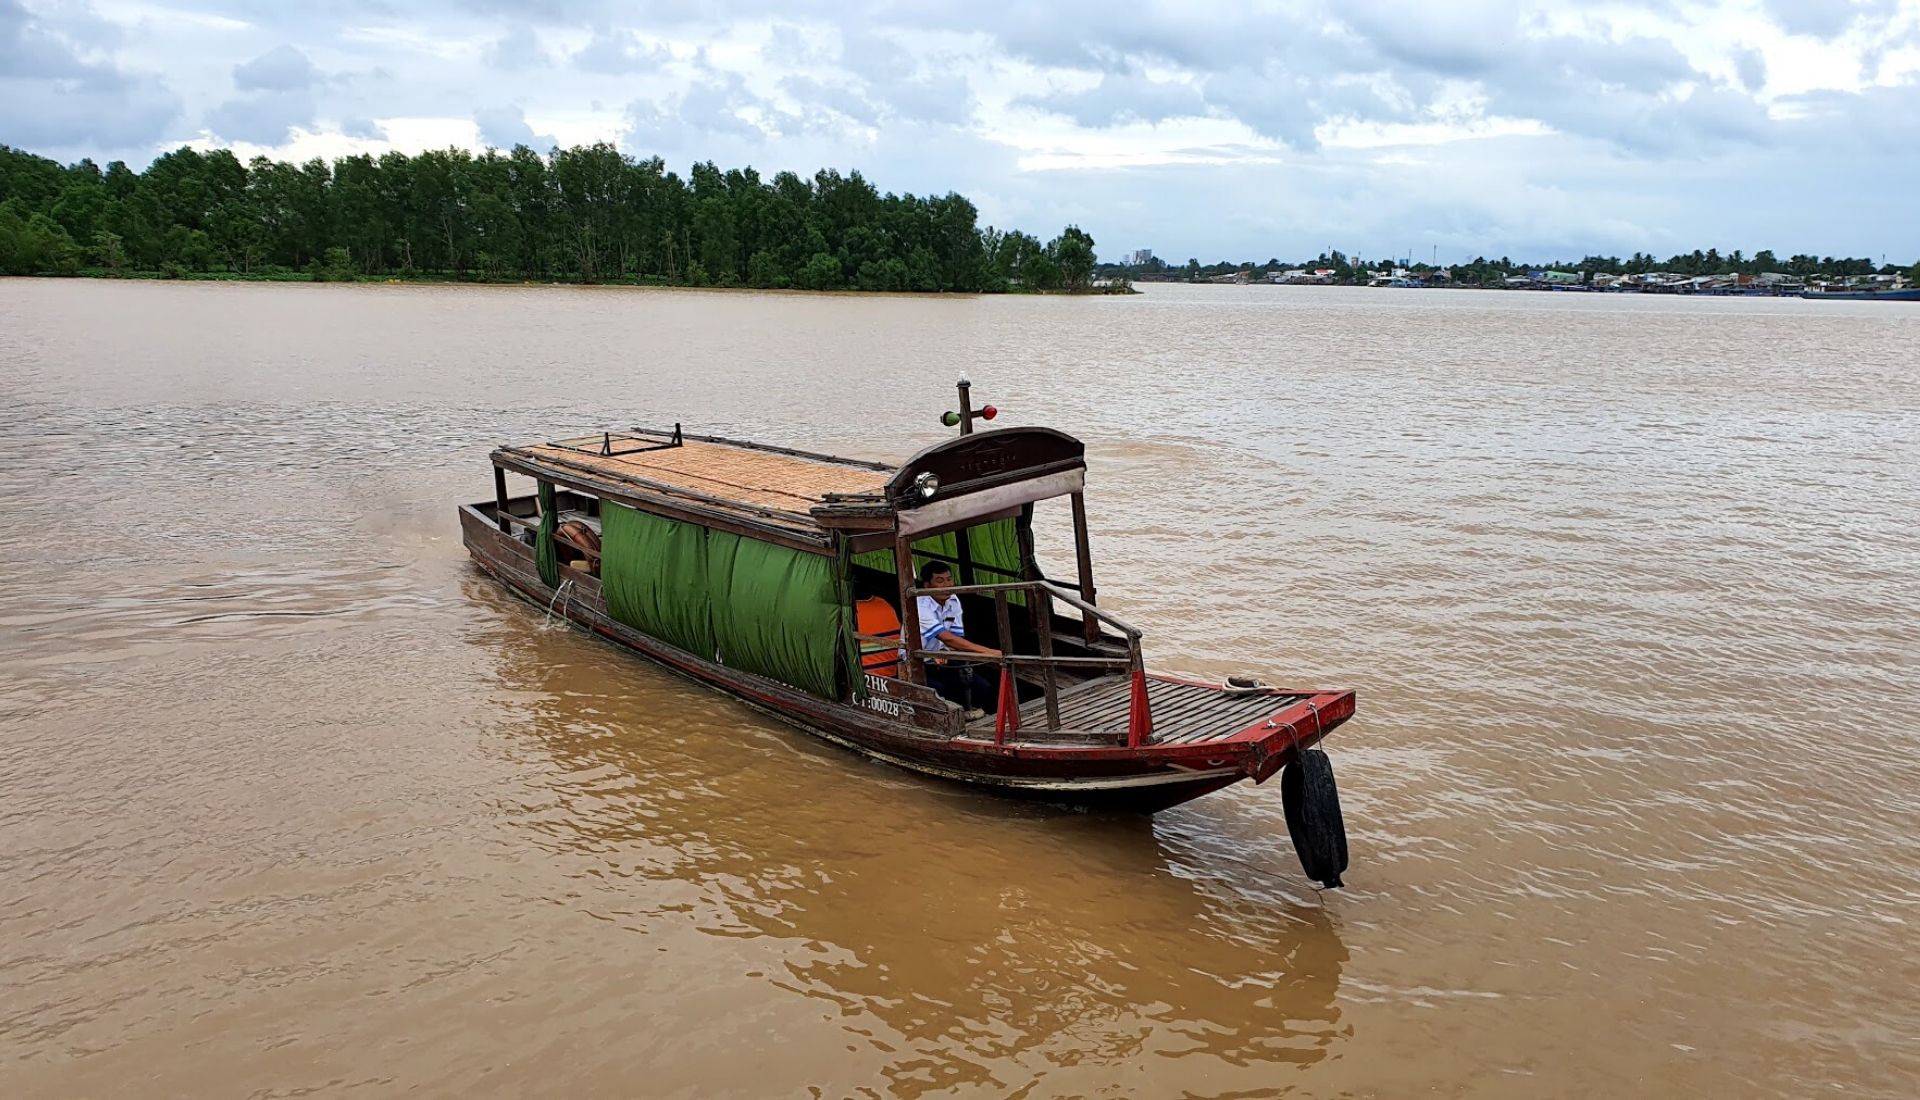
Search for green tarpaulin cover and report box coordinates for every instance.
[536,481,559,588]
[595,504,1026,700]
[599,503,715,658]
[708,530,842,699]
[598,502,843,699]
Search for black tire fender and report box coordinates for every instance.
[1281,747,1349,889]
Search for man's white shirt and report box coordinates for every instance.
[916,593,964,656]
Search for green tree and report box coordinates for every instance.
[92,229,124,274]
[930,194,984,290]
[991,230,1043,287]
[0,201,81,274]
[0,139,1117,293]
[796,251,841,290]
[1024,250,1062,291]
[1050,225,1096,291]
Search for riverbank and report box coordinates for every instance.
[21,267,1138,294]
[1135,274,1904,298]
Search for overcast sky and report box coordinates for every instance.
[5,0,1919,263]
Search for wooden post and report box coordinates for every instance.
[1036,590,1061,730]
[833,533,858,702]
[895,531,925,685]
[992,590,1016,739]
[992,590,1013,674]
[1015,503,1039,583]
[493,465,511,533]
[1126,647,1153,748]
[1016,503,1045,634]
[954,527,975,587]
[956,379,974,436]
[993,666,1019,744]
[1070,491,1098,644]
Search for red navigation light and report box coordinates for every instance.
[980,405,998,420]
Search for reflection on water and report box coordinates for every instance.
[480,592,1349,1095]
[1,279,1917,1097]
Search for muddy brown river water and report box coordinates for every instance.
[2,278,1916,1097]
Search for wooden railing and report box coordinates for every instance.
[855,579,1154,747]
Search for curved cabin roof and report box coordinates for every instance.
[492,425,1086,552]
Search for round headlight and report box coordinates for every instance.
[914,472,940,499]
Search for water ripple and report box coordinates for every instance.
[0,280,1916,1097]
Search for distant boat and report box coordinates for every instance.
[1799,286,1920,301]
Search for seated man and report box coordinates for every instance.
[914,562,1000,717]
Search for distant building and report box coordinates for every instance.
[1125,249,1156,267]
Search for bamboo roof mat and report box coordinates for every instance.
[521,436,890,517]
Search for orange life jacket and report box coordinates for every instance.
[855,596,902,678]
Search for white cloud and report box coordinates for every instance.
[2,0,1917,260]
[203,89,315,144]
[233,44,318,92]
[1316,114,1552,150]
[572,25,668,74]
[93,0,248,33]
[474,103,557,150]
[0,0,181,154]
[484,25,549,70]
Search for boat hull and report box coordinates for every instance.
[460,504,1352,812]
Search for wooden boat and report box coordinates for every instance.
[1799,285,1920,301]
[459,383,1357,840]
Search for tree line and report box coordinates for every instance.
[1443,250,1908,282]
[0,142,1101,293]
[1116,247,1920,285]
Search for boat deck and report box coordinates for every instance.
[972,674,1310,745]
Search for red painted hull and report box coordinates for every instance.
[461,506,1353,812]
